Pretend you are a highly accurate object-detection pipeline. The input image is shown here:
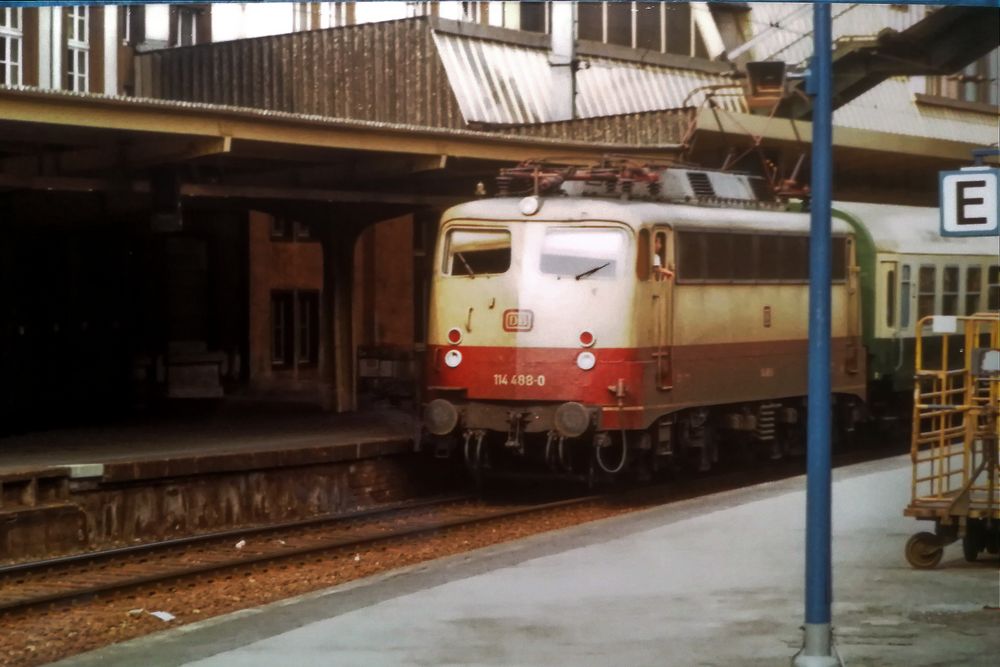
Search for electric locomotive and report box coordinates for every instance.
[422,162,866,482]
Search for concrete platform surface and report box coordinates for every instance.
[51,456,999,667]
[0,405,415,478]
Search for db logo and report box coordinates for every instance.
[503,309,534,332]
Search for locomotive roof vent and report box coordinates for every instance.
[686,172,716,198]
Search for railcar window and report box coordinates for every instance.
[886,269,896,328]
[539,228,625,279]
[989,265,1000,311]
[918,265,936,320]
[900,265,911,327]
[942,266,959,315]
[443,229,511,276]
[966,266,982,315]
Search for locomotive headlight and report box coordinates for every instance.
[576,351,596,371]
[579,330,595,347]
[447,328,463,345]
[444,349,463,368]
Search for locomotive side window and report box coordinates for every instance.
[965,266,982,315]
[758,235,782,280]
[941,266,959,315]
[676,230,831,283]
[781,236,809,281]
[900,265,912,327]
[989,265,1000,311]
[443,229,511,276]
[918,265,936,319]
[731,234,756,280]
[539,227,625,279]
[704,232,734,280]
[677,231,706,279]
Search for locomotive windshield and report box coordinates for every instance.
[539,227,626,280]
[443,228,511,277]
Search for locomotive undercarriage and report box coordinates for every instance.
[427,396,864,486]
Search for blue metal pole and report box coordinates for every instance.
[795,3,837,666]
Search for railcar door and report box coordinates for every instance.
[653,227,673,389]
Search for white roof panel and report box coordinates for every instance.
[834,201,999,257]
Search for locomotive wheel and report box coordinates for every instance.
[905,532,944,569]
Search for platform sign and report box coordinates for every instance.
[939,166,999,237]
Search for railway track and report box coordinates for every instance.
[0,493,599,616]
[0,443,899,619]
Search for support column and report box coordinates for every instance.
[794,4,838,666]
[320,222,358,413]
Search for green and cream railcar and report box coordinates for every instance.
[834,202,1000,399]
[424,171,865,479]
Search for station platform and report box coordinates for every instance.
[0,405,426,561]
[51,455,999,667]
[0,404,416,481]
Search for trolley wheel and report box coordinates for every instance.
[905,532,944,569]
[962,521,984,562]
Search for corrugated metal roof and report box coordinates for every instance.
[745,3,929,66]
[834,79,998,147]
[433,30,744,125]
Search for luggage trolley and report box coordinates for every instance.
[904,313,1000,569]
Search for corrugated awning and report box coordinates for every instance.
[432,30,745,126]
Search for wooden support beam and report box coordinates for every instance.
[320,221,360,413]
[0,88,681,164]
[0,173,465,206]
[1,137,232,176]
[179,183,462,207]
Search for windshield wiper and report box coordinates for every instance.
[456,252,476,278]
[575,262,610,280]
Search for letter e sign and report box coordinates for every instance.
[940,167,999,237]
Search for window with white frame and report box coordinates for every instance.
[0,7,22,86]
[175,6,198,46]
[573,2,702,56]
[407,2,433,18]
[928,48,999,107]
[65,6,89,92]
[294,3,349,31]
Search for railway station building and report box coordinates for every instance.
[0,2,996,428]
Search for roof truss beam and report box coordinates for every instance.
[1,137,232,177]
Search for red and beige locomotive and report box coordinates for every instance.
[423,162,865,482]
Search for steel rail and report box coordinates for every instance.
[0,494,600,615]
[0,495,473,577]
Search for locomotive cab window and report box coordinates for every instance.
[443,228,511,277]
[636,229,651,280]
[539,227,625,279]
